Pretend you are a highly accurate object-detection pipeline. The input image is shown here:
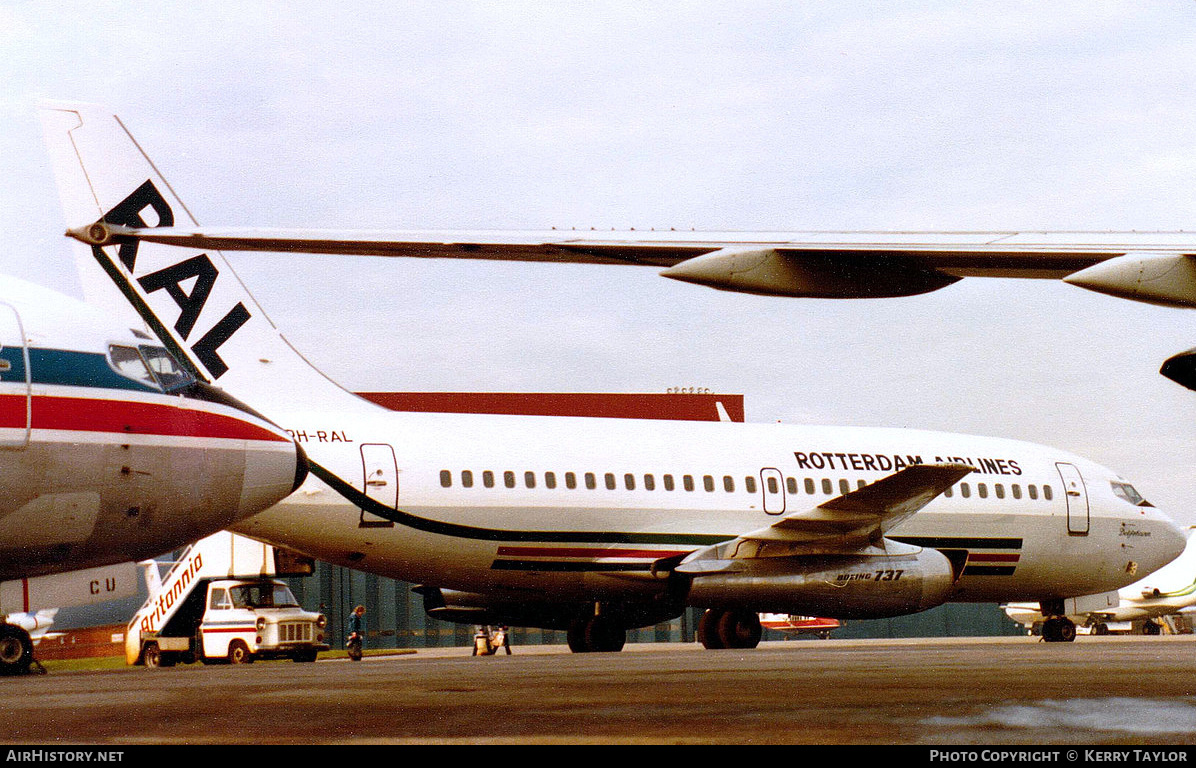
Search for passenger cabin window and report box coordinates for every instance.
[703,475,715,492]
[565,472,577,489]
[839,479,850,495]
[504,471,515,489]
[995,484,1005,499]
[746,476,758,494]
[461,470,473,488]
[960,483,971,498]
[644,474,656,491]
[624,473,635,491]
[524,471,536,489]
[605,473,616,490]
[545,472,557,489]
[1011,484,1021,500]
[483,471,495,488]
[805,478,815,495]
[787,477,798,494]
[821,479,833,495]
[439,470,451,488]
[943,486,953,498]
[978,483,988,499]
[1028,485,1038,500]
[664,475,675,491]
[1043,485,1053,501]
[585,473,597,490]
[683,475,695,492]
[723,476,734,493]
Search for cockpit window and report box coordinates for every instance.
[1111,481,1153,507]
[108,344,196,393]
[108,344,157,388]
[139,345,195,392]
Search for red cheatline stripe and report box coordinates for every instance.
[496,546,693,559]
[967,553,1020,562]
[0,393,286,442]
[201,626,257,634]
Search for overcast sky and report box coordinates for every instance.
[3,2,1196,522]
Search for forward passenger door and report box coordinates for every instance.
[1056,462,1089,535]
[0,302,29,449]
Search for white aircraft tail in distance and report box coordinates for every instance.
[40,101,1188,651]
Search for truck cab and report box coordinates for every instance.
[138,577,328,666]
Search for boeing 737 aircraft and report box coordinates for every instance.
[0,274,305,672]
[41,102,1187,650]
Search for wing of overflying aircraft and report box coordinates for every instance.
[67,221,1196,309]
[40,101,1188,654]
[62,138,1196,392]
[52,103,1196,386]
[0,274,306,674]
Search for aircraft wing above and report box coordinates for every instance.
[675,463,974,573]
[68,223,1196,308]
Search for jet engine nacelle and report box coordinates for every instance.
[660,247,960,298]
[684,547,956,619]
[1063,252,1196,308]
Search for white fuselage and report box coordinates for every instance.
[231,405,1183,609]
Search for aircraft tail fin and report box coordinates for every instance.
[38,102,377,420]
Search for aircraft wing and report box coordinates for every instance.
[675,463,973,573]
[68,223,1196,307]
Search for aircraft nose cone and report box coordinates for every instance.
[237,433,307,519]
[1157,516,1188,566]
[291,442,310,493]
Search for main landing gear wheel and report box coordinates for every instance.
[0,624,33,675]
[1041,616,1077,643]
[566,616,626,653]
[698,609,762,650]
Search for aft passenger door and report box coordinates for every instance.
[359,443,397,528]
[1056,462,1089,535]
[0,302,29,449]
[760,468,786,516]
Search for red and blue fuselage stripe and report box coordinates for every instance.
[0,347,287,442]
